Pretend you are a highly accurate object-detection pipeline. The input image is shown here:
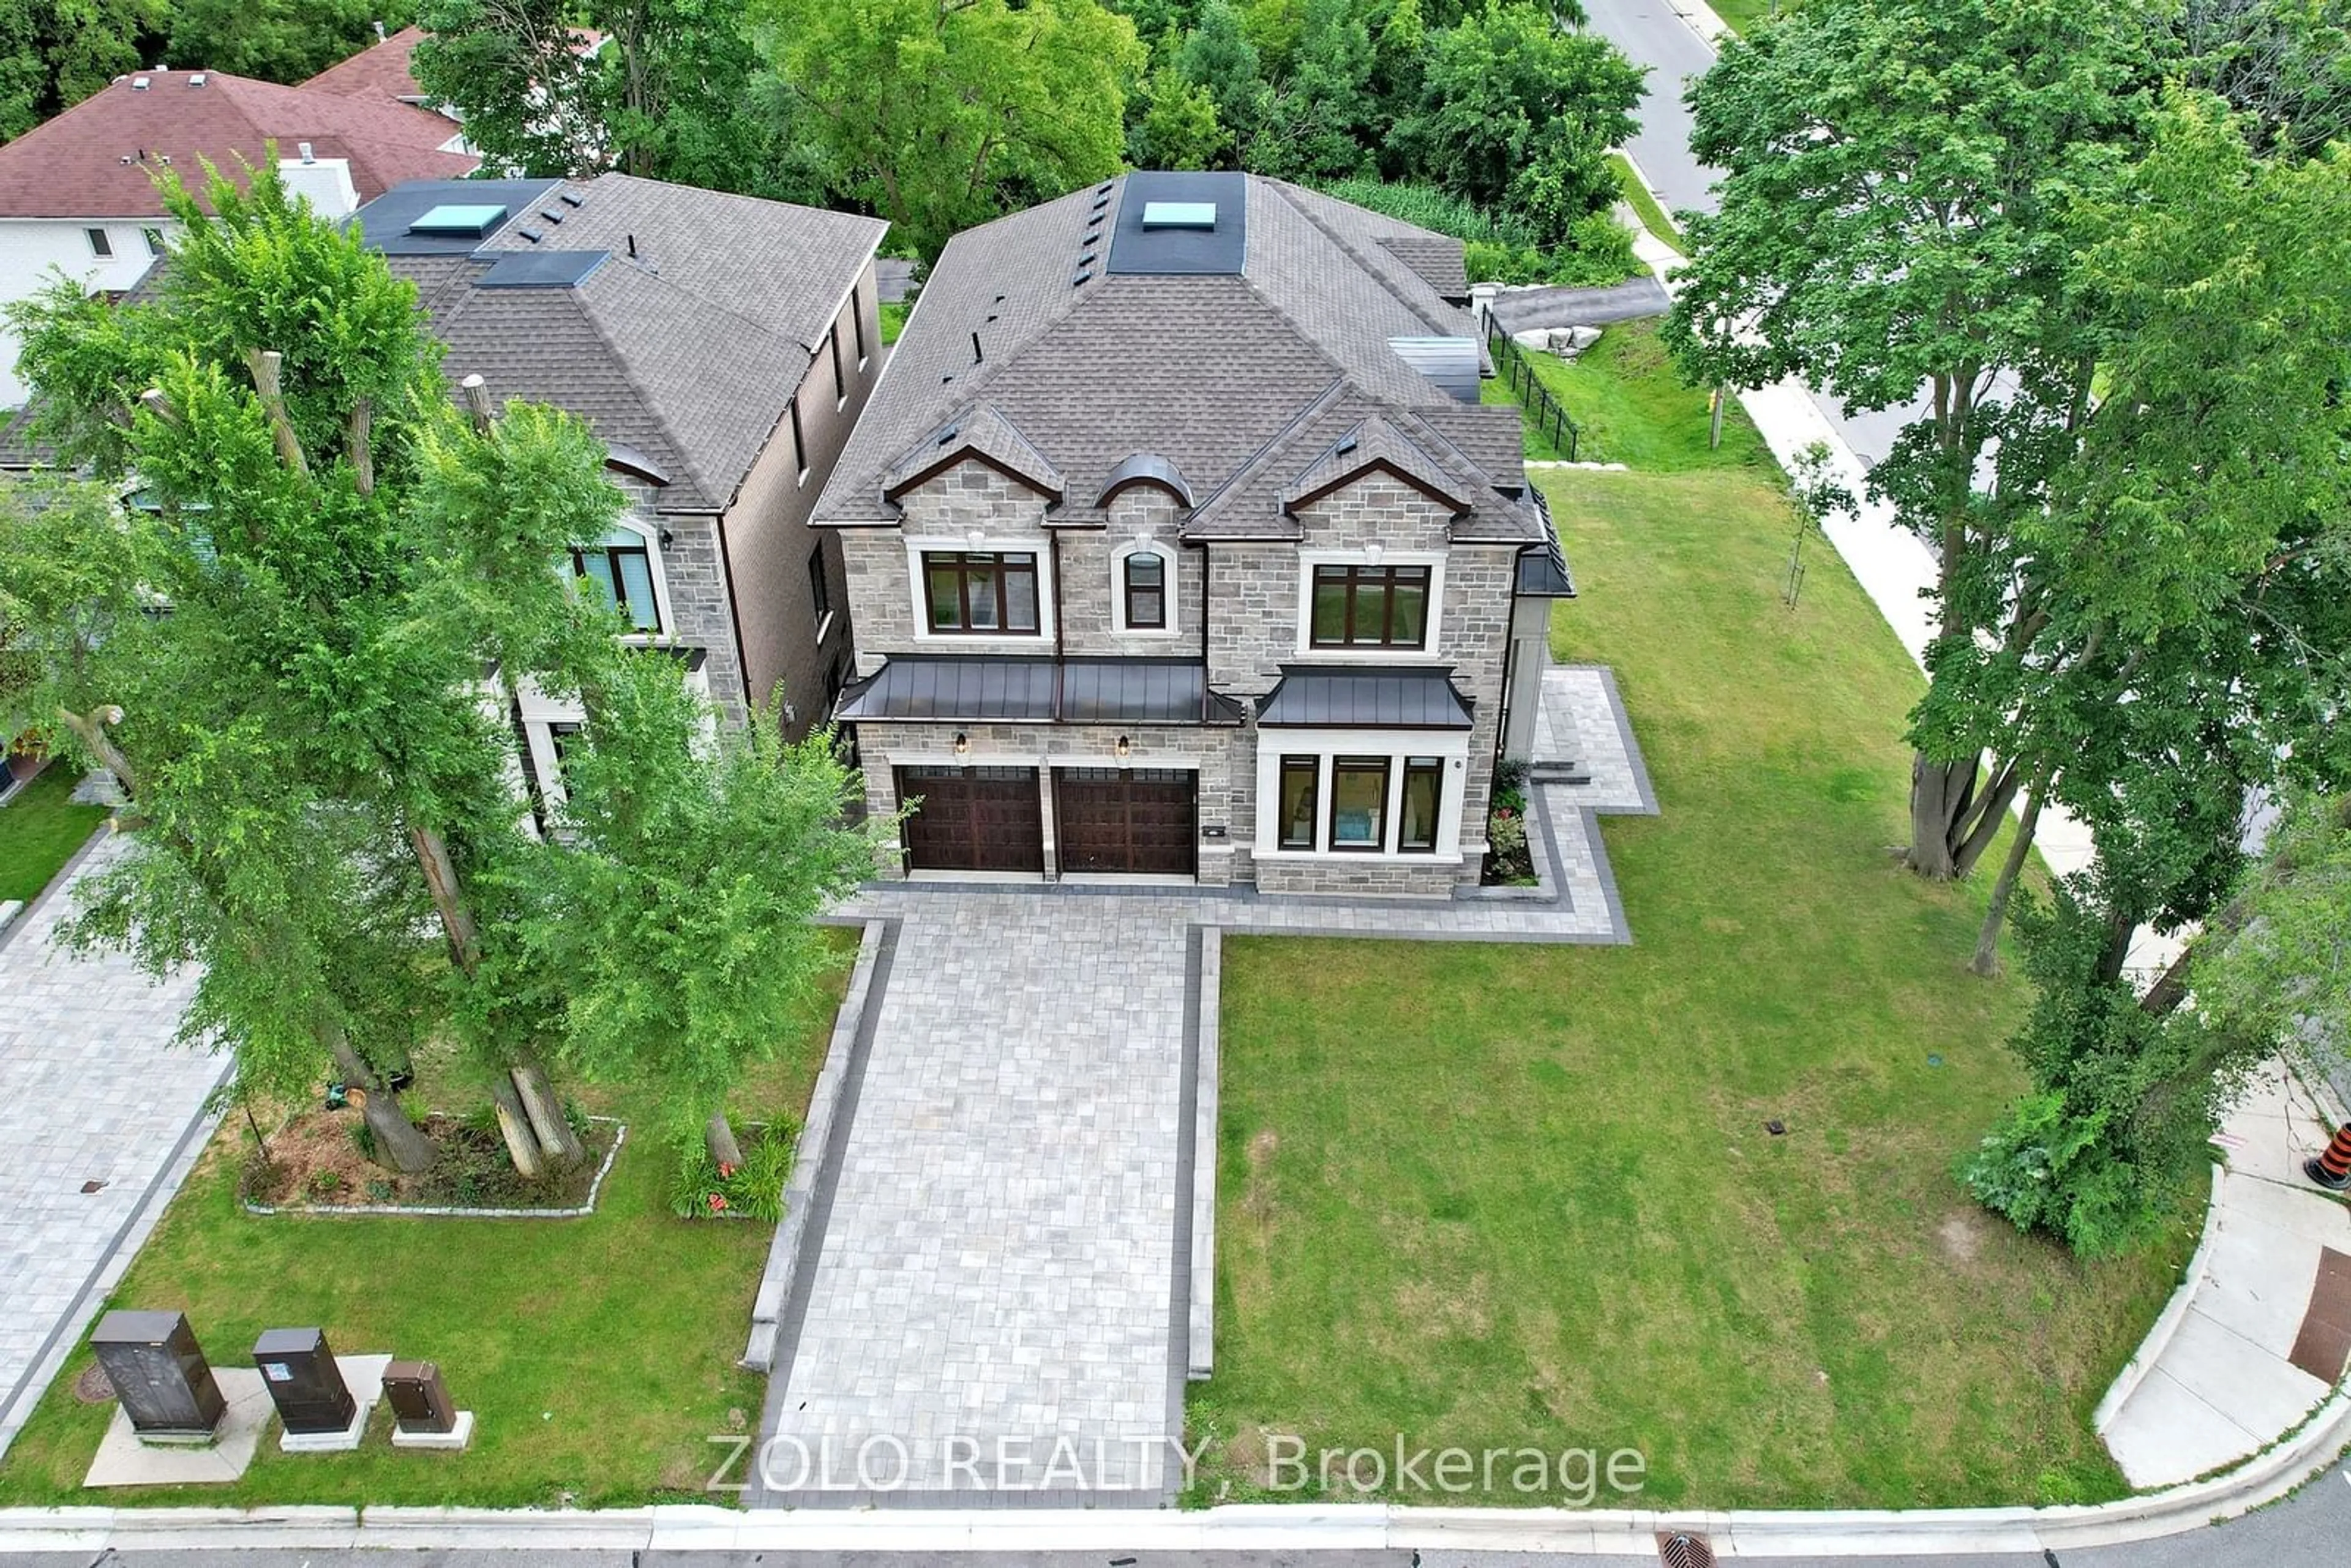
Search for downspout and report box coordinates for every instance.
[1049,528,1067,720]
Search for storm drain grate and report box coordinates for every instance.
[1657,1531,1715,1568]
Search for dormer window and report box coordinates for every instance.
[1123,550,1165,629]
[571,524,661,631]
[1310,562,1430,649]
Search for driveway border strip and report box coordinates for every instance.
[746,915,900,1509]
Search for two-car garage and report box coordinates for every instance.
[894,765,1197,878]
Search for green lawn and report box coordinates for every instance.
[1191,376,2188,1509]
[0,762,107,904]
[1518,318,1775,473]
[1711,0,1788,32]
[1607,153,1682,250]
[0,926,858,1509]
[1482,372,1574,462]
[879,300,912,345]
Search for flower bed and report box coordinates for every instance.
[239,1101,621,1215]
[669,1120,797,1221]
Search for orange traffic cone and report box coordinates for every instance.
[2306,1122,2351,1191]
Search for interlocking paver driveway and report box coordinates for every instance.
[0,835,222,1455]
[759,895,1192,1500]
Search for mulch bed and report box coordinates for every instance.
[239,1100,616,1212]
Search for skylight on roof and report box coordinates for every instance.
[1139,201,1217,230]
[407,204,509,238]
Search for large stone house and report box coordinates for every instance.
[350,174,886,812]
[819,171,1573,896]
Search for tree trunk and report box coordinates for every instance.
[2140,948,2194,1016]
[1905,752,1978,879]
[705,1112,744,1172]
[324,1033,437,1174]
[487,1073,545,1180]
[408,823,482,975]
[511,1062,583,1166]
[1970,769,2051,977]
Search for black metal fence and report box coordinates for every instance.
[1485,318,1581,462]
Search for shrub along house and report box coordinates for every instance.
[350,174,886,814]
[818,171,1574,896]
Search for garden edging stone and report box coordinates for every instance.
[238,1119,628,1220]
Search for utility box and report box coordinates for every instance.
[251,1327,356,1436]
[381,1359,456,1435]
[90,1310,225,1442]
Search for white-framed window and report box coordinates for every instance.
[905,536,1054,643]
[1254,733,1469,860]
[1294,549,1446,659]
[86,227,113,258]
[566,519,670,634]
[142,227,167,257]
[808,542,836,644]
[1111,540,1178,636]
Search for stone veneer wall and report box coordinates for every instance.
[830,460,1524,896]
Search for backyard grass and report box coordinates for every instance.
[0,925,859,1509]
[0,763,107,905]
[1517,318,1775,474]
[879,300,912,345]
[1482,372,1573,463]
[1711,0,1787,32]
[1607,153,1682,250]
[1191,380,2189,1509]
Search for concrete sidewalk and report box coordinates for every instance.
[2095,1063,2351,1488]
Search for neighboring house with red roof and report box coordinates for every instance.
[0,67,478,407]
[299,24,441,114]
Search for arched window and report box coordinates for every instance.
[1122,549,1166,630]
[570,523,662,631]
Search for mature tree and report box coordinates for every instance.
[1130,55,1230,170]
[1177,0,1273,167]
[417,0,773,189]
[2171,0,2351,158]
[0,0,166,141]
[1667,0,2162,882]
[1247,0,1374,181]
[413,0,604,176]
[1400,2,1641,225]
[757,0,1144,260]
[2183,792,2351,1063]
[167,0,413,86]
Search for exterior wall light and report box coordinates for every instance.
[953,732,970,757]
[1114,735,1132,760]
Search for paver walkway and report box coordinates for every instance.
[0,832,223,1459]
[752,670,1657,1504]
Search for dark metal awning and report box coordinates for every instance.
[836,656,1244,725]
[1516,490,1577,598]
[1256,666,1475,729]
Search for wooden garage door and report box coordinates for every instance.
[1054,767,1197,876]
[898,766,1044,872]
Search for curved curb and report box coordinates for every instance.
[2092,1161,2226,1434]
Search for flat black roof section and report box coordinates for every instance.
[349,178,561,255]
[837,657,1243,725]
[1257,666,1475,729]
[1106,171,1247,276]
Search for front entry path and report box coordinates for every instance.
[0,833,223,1460]
[752,667,1659,1506]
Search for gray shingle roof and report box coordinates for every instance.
[1280,415,1471,516]
[883,403,1064,502]
[814,174,1540,544]
[364,173,885,513]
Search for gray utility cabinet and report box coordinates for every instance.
[252,1326,357,1435]
[90,1310,227,1441]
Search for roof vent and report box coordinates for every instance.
[132,76,150,90]
[1096,180,1115,194]
[936,424,960,447]
[1071,268,1093,287]
[539,208,564,224]
[1335,433,1359,456]
[559,190,584,208]
[407,203,508,238]
[296,141,315,163]
[517,227,542,244]
[189,73,206,86]
[1141,201,1216,230]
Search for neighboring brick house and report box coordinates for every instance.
[0,69,479,408]
[350,175,887,811]
[819,171,1574,897]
